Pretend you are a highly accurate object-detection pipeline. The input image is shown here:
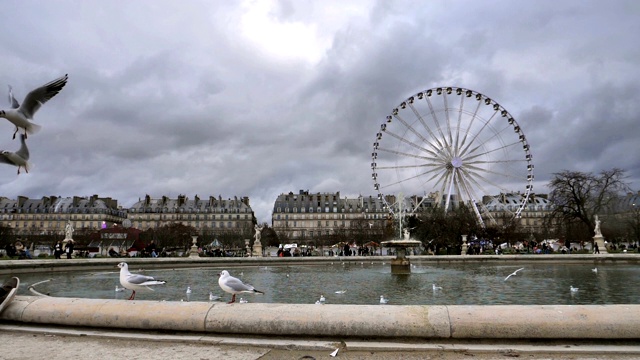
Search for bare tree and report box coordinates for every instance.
[626,206,640,247]
[548,168,630,236]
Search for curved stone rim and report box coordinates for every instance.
[1,296,638,340]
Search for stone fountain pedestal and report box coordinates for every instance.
[461,235,469,255]
[189,236,199,258]
[252,239,263,257]
[381,239,422,274]
[593,234,608,254]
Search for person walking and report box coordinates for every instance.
[54,241,63,259]
[594,242,600,254]
[64,240,74,259]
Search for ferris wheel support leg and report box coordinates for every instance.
[444,171,456,212]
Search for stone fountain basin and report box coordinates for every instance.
[381,240,422,248]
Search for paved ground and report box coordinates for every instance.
[1,325,639,360]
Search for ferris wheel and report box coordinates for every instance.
[371,86,534,227]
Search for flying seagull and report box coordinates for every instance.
[218,270,264,304]
[1,74,68,139]
[117,262,166,300]
[0,134,30,174]
[504,267,524,281]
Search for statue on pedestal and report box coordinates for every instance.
[252,224,264,257]
[254,224,264,243]
[64,221,74,240]
[592,214,607,254]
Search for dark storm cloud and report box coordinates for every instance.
[1,0,639,223]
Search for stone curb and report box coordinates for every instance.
[2,296,638,340]
[2,253,639,275]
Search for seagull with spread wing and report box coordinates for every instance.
[0,134,30,174]
[117,262,166,300]
[504,267,524,281]
[1,74,68,139]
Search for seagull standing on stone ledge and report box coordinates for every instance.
[218,270,264,304]
[117,262,166,300]
[0,74,69,139]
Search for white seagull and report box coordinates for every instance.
[1,74,69,139]
[186,286,192,295]
[115,285,125,292]
[504,268,524,281]
[335,290,347,294]
[218,270,264,304]
[0,134,30,174]
[117,262,166,300]
[570,286,579,293]
[379,295,389,304]
[592,268,598,273]
[432,284,442,291]
[209,292,220,301]
[319,294,326,303]
[239,298,249,304]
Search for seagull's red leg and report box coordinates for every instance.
[128,290,136,300]
[228,294,236,304]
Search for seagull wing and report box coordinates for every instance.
[8,85,19,109]
[514,267,524,274]
[0,152,13,165]
[125,273,157,285]
[18,74,69,119]
[504,274,513,281]
[223,276,256,293]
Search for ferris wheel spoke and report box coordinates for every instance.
[458,111,499,158]
[465,136,521,161]
[443,93,455,147]
[462,119,524,161]
[379,168,443,190]
[377,146,441,163]
[419,167,451,192]
[382,129,442,158]
[454,174,485,226]
[408,103,447,152]
[376,162,442,171]
[457,100,484,152]
[424,96,451,151]
[452,95,467,154]
[461,165,521,193]
[464,167,525,189]
[391,112,435,152]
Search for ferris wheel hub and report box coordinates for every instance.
[451,156,463,168]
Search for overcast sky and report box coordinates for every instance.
[1,0,639,224]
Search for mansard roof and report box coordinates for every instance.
[129,194,252,213]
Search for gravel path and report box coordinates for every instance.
[1,331,639,360]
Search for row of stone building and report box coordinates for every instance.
[270,190,556,241]
[1,191,558,240]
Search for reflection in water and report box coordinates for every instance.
[12,262,640,305]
